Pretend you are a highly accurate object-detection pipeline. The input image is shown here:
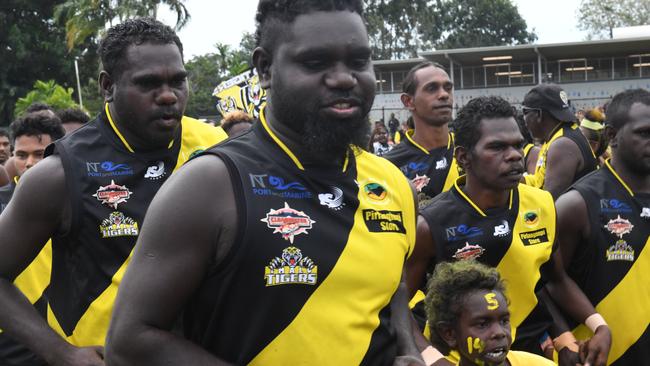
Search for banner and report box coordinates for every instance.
[213,68,267,117]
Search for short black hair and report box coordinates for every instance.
[255,0,364,52]
[606,89,650,130]
[0,129,9,139]
[24,102,54,114]
[425,260,506,355]
[99,17,183,80]
[57,108,90,125]
[10,113,65,144]
[454,96,515,152]
[402,61,446,95]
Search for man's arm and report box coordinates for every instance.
[544,137,583,199]
[546,190,611,366]
[0,156,103,365]
[405,216,435,299]
[105,154,237,366]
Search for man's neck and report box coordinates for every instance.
[610,155,650,194]
[462,175,511,212]
[411,119,449,151]
[540,120,564,143]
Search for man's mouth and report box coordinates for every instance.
[322,99,362,118]
[484,346,507,359]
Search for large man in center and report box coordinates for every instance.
[106,1,419,365]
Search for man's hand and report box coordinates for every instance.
[579,325,612,366]
[557,347,581,366]
[51,345,104,366]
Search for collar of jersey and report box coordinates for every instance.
[405,130,453,155]
[453,175,513,217]
[105,103,175,153]
[259,108,350,173]
[604,159,634,197]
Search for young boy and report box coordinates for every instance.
[425,260,554,366]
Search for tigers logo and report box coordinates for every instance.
[261,202,315,243]
[264,246,318,286]
[99,211,139,238]
[364,182,387,201]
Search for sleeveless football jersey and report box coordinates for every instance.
[524,123,597,189]
[569,161,650,365]
[4,105,226,352]
[183,113,416,365]
[420,177,556,354]
[384,131,459,208]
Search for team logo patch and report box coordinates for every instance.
[600,199,633,214]
[405,162,429,174]
[99,212,139,238]
[250,174,312,199]
[522,210,540,227]
[261,202,315,243]
[86,161,133,177]
[559,90,569,106]
[411,174,430,193]
[264,246,318,286]
[144,161,166,180]
[435,157,448,170]
[519,228,549,246]
[641,207,650,219]
[493,220,510,237]
[93,180,132,209]
[318,187,345,210]
[604,215,634,239]
[364,182,387,201]
[452,242,485,261]
[446,225,484,241]
[606,240,635,262]
[363,209,406,233]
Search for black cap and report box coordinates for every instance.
[523,84,574,122]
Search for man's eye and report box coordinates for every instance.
[303,60,326,70]
[351,58,369,68]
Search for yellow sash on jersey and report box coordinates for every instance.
[573,237,650,364]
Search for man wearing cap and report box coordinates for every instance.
[522,84,597,198]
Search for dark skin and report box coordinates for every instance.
[0,164,8,186]
[0,41,189,366]
[105,11,420,366]
[406,117,611,366]
[525,145,540,175]
[555,102,650,366]
[400,66,454,151]
[524,110,585,199]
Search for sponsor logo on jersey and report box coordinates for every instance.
[261,202,315,243]
[522,210,540,228]
[452,242,485,260]
[404,162,429,175]
[249,174,312,199]
[493,220,510,237]
[641,207,650,219]
[144,161,166,180]
[318,187,345,210]
[363,209,406,233]
[411,174,430,193]
[606,239,635,262]
[600,199,633,214]
[364,182,387,201]
[93,180,132,209]
[604,215,634,239]
[446,225,484,241]
[435,157,448,170]
[519,228,549,246]
[264,246,318,286]
[86,161,134,177]
[99,211,139,238]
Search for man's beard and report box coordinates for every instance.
[302,114,370,162]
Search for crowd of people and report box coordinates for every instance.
[0,1,647,365]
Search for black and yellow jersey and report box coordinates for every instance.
[185,112,416,365]
[0,104,226,357]
[420,177,556,354]
[383,130,459,208]
[524,123,597,189]
[0,177,15,214]
[568,161,650,365]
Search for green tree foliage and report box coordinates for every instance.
[14,80,80,117]
[576,0,650,39]
[364,0,536,59]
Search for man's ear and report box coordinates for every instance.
[604,124,618,149]
[99,71,114,103]
[436,321,457,349]
[455,146,470,171]
[400,93,414,111]
[253,47,272,89]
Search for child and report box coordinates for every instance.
[425,261,554,366]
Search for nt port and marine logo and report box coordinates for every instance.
[250,174,312,199]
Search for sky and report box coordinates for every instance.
[159,0,590,60]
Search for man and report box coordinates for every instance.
[0,18,226,366]
[106,2,420,365]
[57,107,91,135]
[389,112,400,140]
[555,89,650,365]
[407,96,611,365]
[522,84,597,198]
[0,129,11,164]
[384,61,459,209]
